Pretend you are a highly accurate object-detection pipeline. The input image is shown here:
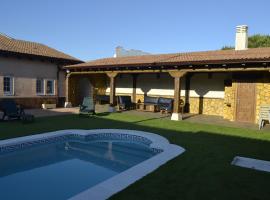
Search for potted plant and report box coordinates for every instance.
[42,99,56,109]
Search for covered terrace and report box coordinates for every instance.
[64,48,270,122]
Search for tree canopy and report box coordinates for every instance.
[221,34,270,50]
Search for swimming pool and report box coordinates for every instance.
[0,129,185,200]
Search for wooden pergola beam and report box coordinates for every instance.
[67,66,270,76]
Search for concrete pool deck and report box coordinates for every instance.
[3,104,267,131]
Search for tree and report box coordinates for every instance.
[248,34,270,48]
[221,34,270,50]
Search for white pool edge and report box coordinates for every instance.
[231,156,270,173]
[0,129,185,200]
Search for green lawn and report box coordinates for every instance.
[1,113,270,200]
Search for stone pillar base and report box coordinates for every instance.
[64,102,72,108]
[171,113,183,121]
[108,106,116,113]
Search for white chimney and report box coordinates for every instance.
[114,46,124,57]
[235,25,248,50]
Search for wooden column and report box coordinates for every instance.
[184,73,193,113]
[173,76,181,113]
[106,72,118,108]
[64,73,72,107]
[169,71,187,120]
[132,74,138,103]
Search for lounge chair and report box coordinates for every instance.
[0,99,25,121]
[79,97,95,115]
[258,105,270,130]
[118,96,135,110]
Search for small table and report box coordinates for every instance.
[136,103,145,111]
[136,103,159,112]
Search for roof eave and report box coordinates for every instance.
[0,50,83,65]
[64,58,270,70]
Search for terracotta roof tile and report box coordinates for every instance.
[0,34,82,63]
[66,48,270,69]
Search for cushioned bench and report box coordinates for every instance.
[96,95,110,104]
[137,96,160,112]
[158,97,174,113]
[144,96,159,105]
[137,96,175,113]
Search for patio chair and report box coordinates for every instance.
[79,97,95,115]
[118,96,135,110]
[0,99,25,121]
[258,105,270,130]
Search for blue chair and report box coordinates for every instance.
[79,97,95,115]
[0,99,25,120]
[118,96,135,110]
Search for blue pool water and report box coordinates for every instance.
[0,136,159,200]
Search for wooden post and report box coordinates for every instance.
[169,71,187,120]
[173,76,181,113]
[106,72,118,112]
[132,74,138,103]
[109,76,116,105]
[64,73,72,107]
[184,73,193,113]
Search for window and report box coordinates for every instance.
[3,76,14,95]
[36,79,44,95]
[46,80,55,95]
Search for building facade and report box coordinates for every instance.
[0,34,82,108]
[65,25,270,124]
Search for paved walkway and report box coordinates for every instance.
[20,104,270,131]
[25,107,79,118]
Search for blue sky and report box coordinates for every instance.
[1,0,270,61]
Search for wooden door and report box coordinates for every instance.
[235,81,256,123]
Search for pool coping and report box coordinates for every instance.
[0,129,185,200]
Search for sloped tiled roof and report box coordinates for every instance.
[66,48,270,69]
[0,33,82,63]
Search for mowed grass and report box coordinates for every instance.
[1,113,270,200]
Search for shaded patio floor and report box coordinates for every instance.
[20,104,270,131]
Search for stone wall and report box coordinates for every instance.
[221,73,270,124]
[223,82,237,121]
[256,76,270,123]
[135,94,145,103]
[189,97,224,116]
